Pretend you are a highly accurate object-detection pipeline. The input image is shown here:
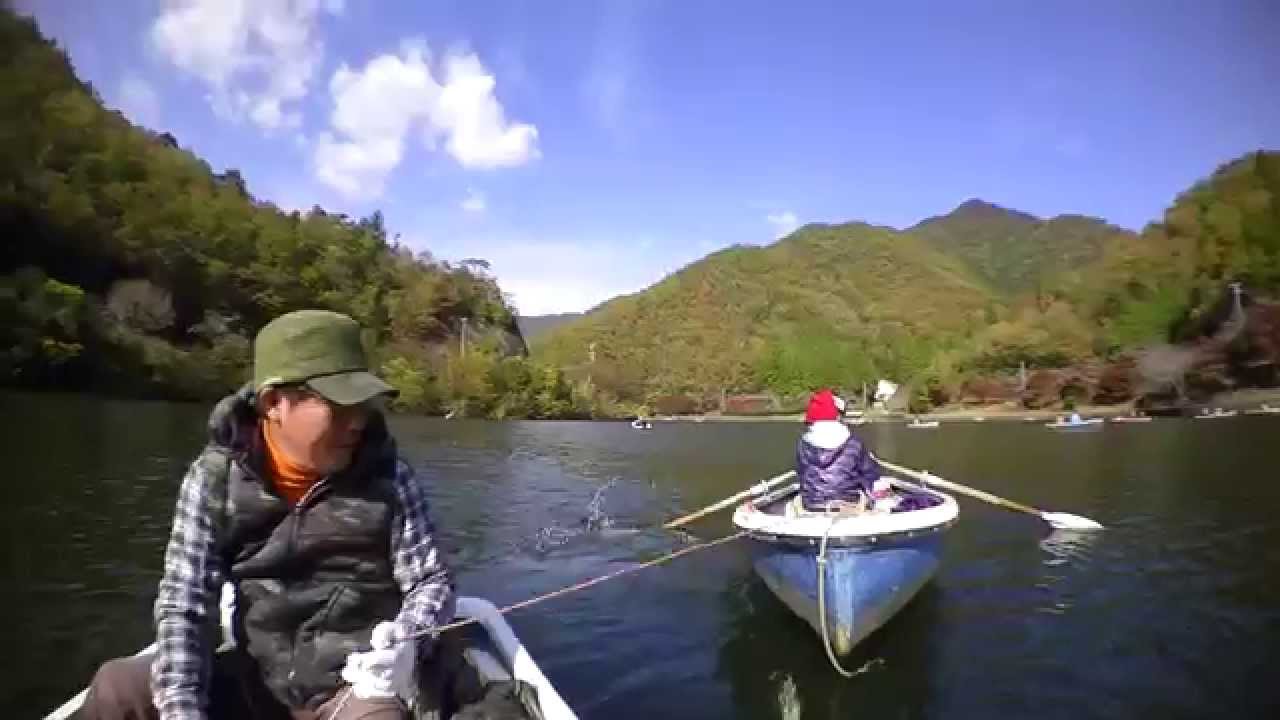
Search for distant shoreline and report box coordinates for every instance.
[5,385,1277,423]
[653,387,1280,423]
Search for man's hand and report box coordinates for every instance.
[340,621,416,701]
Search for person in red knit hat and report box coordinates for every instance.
[795,388,882,512]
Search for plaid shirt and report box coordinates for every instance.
[150,451,454,720]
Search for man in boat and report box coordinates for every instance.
[81,310,454,720]
[794,388,883,513]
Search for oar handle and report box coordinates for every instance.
[663,470,796,529]
[875,457,1043,516]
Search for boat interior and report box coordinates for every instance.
[757,479,947,518]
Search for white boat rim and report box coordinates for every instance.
[732,479,958,540]
[43,594,577,720]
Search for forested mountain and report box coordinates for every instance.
[517,313,583,341]
[535,222,997,402]
[909,199,1130,296]
[0,9,594,418]
[536,153,1280,410]
[6,6,1276,417]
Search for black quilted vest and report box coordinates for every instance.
[206,385,403,710]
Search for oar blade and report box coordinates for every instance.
[1041,512,1103,530]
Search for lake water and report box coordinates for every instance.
[3,391,1279,718]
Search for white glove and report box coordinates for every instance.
[340,621,416,701]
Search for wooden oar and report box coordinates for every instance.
[663,470,796,529]
[875,456,1103,530]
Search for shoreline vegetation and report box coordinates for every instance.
[3,10,1278,420]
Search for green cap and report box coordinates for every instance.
[253,310,397,405]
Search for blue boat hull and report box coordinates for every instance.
[749,532,944,655]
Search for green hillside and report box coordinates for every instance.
[909,199,1130,296]
[535,222,998,402]
[537,153,1280,409]
[1072,151,1280,349]
[5,7,1276,416]
[0,9,594,418]
[517,313,583,341]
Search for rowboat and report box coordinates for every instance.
[1194,408,1238,420]
[906,419,939,429]
[732,479,958,656]
[44,586,577,720]
[1045,416,1104,431]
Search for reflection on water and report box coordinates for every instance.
[1039,528,1100,565]
[1035,529,1101,616]
[772,671,801,720]
[5,394,1280,718]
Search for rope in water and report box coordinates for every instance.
[816,501,883,679]
[411,530,749,641]
[327,531,749,719]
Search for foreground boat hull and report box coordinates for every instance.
[44,593,577,720]
[748,532,944,655]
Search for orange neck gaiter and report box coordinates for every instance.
[261,420,321,506]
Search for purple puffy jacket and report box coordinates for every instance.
[796,433,882,511]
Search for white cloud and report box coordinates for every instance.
[460,188,486,213]
[766,210,800,239]
[116,74,160,128]
[149,0,341,131]
[313,42,539,198]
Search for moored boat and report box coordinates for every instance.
[732,479,957,656]
[44,588,577,720]
[1045,414,1104,431]
[1194,407,1238,419]
[1245,403,1280,415]
[906,419,940,429]
[1110,415,1153,424]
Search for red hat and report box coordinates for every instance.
[805,389,841,423]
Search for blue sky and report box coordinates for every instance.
[17,1,1280,315]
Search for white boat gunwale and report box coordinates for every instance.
[733,480,959,548]
[43,593,577,720]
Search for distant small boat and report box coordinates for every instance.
[444,409,458,420]
[907,419,939,429]
[631,418,653,429]
[733,480,957,656]
[972,416,986,423]
[1045,415,1104,431]
[1194,408,1238,420]
[1245,404,1280,416]
[1111,415,1153,424]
